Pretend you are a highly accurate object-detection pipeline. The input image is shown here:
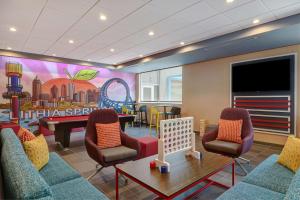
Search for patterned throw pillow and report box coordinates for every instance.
[17,127,36,143]
[217,119,243,144]
[278,136,300,172]
[23,134,49,171]
[95,122,121,149]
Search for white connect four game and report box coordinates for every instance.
[155,117,201,170]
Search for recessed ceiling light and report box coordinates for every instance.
[68,40,74,44]
[180,42,185,45]
[110,48,115,52]
[9,27,17,32]
[148,31,154,36]
[7,47,12,50]
[87,59,91,61]
[253,19,260,24]
[226,0,234,3]
[100,14,107,21]
[52,53,56,56]
[139,54,143,58]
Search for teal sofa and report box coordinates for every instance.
[217,154,300,200]
[0,128,109,200]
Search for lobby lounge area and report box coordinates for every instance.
[1,0,300,199]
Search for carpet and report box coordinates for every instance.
[223,161,255,176]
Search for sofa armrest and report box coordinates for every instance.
[120,132,141,159]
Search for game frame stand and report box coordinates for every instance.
[155,117,201,172]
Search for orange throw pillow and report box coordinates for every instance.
[17,127,36,143]
[217,119,243,144]
[95,122,121,149]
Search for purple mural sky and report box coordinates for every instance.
[0,56,135,103]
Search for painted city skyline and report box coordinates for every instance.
[0,56,135,105]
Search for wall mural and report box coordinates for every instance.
[0,56,135,131]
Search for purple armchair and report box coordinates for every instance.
[202,107,254,175]
[85,109,141,180]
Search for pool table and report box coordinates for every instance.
[39,114,135,148]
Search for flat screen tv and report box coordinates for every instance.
[232,56,293,92]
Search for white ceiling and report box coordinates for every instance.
[0,0,300,65]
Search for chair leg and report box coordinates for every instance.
[119,174,128,184]
[235,158,249,176]
[87,165,104,180]
[156,113,159,134]
[149,114,153,135]
[238,157,250,164]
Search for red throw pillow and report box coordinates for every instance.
[17,127,36,143]
[217,119,243,144]
[95,122,121,149]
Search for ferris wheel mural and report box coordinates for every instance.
[99,78,133,112]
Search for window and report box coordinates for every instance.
[139,67,182,102]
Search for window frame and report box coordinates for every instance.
[139,66,182,103]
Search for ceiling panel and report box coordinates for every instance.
[0,0,300,65]
[30,7,80,42]
[169,1,218,25]
[46,0,97,16]
[224,0,268,22]
[205,0,253,12]
[236,13,276,28]
[272,3,300,18]
[261,0,300,10]
[23,37,54,54]
[0,0,47,51]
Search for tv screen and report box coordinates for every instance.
[232,57,292,92]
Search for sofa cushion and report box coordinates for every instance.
[23,134,50,170]
[0,128,53,199]
[217,182,285,200]
[205,140,240,155]
[51,177,108,200]
[40,152,80,186]
[17,127,36,142]
[284,169,300,200]
[100,145,137,162]
[96,122,121,149]
[217,119,243,143]
[278,136,300,172]
[242,154,294,194]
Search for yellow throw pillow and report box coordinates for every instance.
[23,134,49,170]
[278,136,300,172]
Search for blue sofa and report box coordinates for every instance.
[0,128,109,200]
[217,154,300,200]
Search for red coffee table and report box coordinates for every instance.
[116,150,234,199]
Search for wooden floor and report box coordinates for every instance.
[46,128,283,200]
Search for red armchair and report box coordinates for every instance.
[85,109,141,180]
[202,107,254,175]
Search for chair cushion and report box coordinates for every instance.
[39,152,80,186]
[96,122,121,149]
[23,134,49,170]
[100,145,137,162]
[278,136,300,172]
[242,154,294,194]
[217,119,243,143]
[0,128,53,199]
[284,169,300,200]
[217,182,285,200]
[51,177,108,200]
[205,140,240,155]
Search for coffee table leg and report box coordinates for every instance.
[116,169,119,200]
[232,161,235,186]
